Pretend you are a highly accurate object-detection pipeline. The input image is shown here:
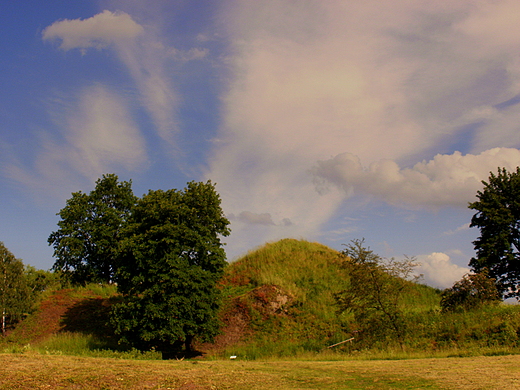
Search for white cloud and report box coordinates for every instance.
[43,10,181,148]
[42,10,144,51]
[443,223,470,236]
[312,148,520,208]
[65,84,148,175]
[208,1,520,259]
[416,252,469,289]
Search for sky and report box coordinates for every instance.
[2,0,520,289]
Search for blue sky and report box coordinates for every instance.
[2,1,520,289]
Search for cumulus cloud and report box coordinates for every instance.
[416,252,469,289]
[312,148,520,208]
[42,10,144,51]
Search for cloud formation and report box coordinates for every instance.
[43,9,180,147]
[208,1,520,258]
[312,148,520,208]
[416,252,470,289]
[6,9,197,199]
[3,84,147,199]
[64,84,148,175]
[42,10,144,51]
[231,211,275,226]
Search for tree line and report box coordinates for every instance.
[2,166,520,354]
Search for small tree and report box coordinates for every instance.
[335,239,419,349]
[49,174,136,285]
[0,242,31,334]
[440,272,500,312]
[111,181,230,355]
[25,266,62,298]
[469,167,520,299]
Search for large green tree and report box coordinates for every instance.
[0,242,31,334]
[48,174,136,285]
[469,167,520,299]
[111,181,230,355]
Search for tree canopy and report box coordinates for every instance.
[469,167,520,299]
[0,242,31,334]
[111,181,230,354]
[48,174,136,285]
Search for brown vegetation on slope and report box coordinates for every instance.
[6,288,115,345]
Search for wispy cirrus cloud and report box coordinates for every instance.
[443,223,471,236]
[3,84,147,199]
[43,9,180,147]
[7,9,199,198]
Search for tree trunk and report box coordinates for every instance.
[185,335,194,353]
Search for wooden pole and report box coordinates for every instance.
[326,337,354,349]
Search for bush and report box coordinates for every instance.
[441,272,500,312]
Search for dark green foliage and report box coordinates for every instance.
[469,167,520,298]
[0,242,31,334]
[335,239,420,349]
[49,174,136,285]
[440,272,500,312]
[111,181,230,354]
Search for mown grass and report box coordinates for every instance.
[1,353,520,389]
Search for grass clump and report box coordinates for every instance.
[35,332,161,359]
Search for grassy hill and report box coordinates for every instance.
[212,239,520,359]
[211,239,353,357]
[3,238,520,360]
[211,238,446,358]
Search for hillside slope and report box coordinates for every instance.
[209,239,354,356]
[5,239,445,359]
[3,287,118,349]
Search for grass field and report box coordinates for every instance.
[1,353,519,389]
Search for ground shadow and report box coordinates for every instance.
[60,296,122,349]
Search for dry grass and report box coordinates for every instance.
[1,353,519,389]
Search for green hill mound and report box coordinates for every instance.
[211,239,352,356]
[6,238,520,360]
[211,238,408,357]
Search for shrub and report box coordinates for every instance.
[441,272,500,312]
